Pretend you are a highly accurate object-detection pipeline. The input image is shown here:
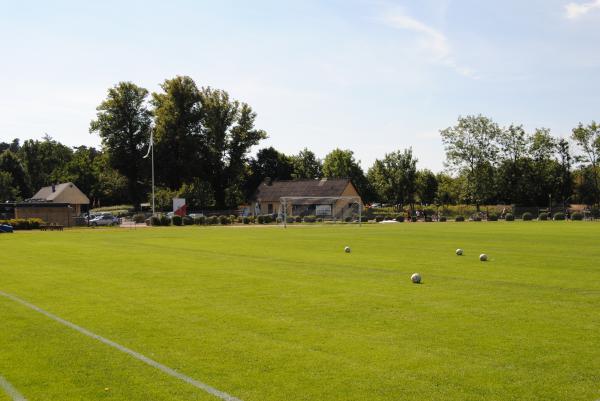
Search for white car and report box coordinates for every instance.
[89,214,119,227]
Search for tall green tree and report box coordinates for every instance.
[367,149,417,206]
[91,152,129,207]
[440,115,501,210]
[572,121,600,205]
[0,139,20,154]
[0,171,19,201]
[18,135,73,195]
[528,128,558,206]
[245,147,293,198]
[198,87,267,209]
[0,150,30,198]
[89,82,152,210]
[152,76,203,189]
[436,172,460,206]
[495,124,530,204]
[416,169,438,205]
[555,138,573,207]
[291,148,322,179]
[322,148,372,201]
[52,146,100,200]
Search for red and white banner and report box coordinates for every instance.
[173,198,187,217]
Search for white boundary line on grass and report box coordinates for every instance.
[0,375,27,401]
[0,290,242,401]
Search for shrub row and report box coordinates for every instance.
[0,218,45,229]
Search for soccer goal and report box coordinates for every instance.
[279,196,363,227]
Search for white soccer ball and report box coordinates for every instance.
[344,246,351,253]
[411,273,421,284]
[479,253,488,262]
[456,248,463,256]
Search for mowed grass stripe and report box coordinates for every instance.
[0,223,599,400]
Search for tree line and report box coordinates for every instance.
[1,76,599,211]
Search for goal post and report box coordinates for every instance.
[279,196,362,227]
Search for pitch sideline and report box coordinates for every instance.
[0,290,242,401]
[0,375,27,401]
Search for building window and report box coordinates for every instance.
[268,203,273,214]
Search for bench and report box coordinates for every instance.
[40,225,64,231]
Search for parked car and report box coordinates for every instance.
[0,224,13,233]
[89,214,119,227]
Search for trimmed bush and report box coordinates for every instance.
[303,215,316,223]
[395,215,405,222]
[553,212,565,221]
[316,217,324,223]
[133,214,146,224]
[219,215,231,225]
[487,214,498,221]
[411,216,417,222]
[208,216,219,225]
[183,216,194,225]
[505,213,515,221]
[360,216,369,223]
[150,216,160,226]
[472,216,482,222]
[294,216,302,223]
[243,216,251,224]
[375,216,384,222]
[522,212,533,221]
[172,215,183,226]
[159,215,171,226]
[194,216,206,225]
[571,212,584,221]
[538,212,548,221]
[344,216,352,222]
[0,218,44,230]
[439,216,447,222]
[455,216,465,222]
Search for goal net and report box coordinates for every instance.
[279,196,363,226]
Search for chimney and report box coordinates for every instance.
[52,184,56,193]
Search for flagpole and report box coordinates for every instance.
[151,139,155,216]
[144,131,155,216]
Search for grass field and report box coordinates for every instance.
[1,222,599,401]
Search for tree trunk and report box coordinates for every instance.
[213,183,226,210]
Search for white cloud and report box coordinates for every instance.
[565,0,600,19]
[381,9,478,79]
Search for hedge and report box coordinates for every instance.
[571,212,584,221]
[172,215,183,226]
[0,218,44,230]
[455,216,465,222]
[505,213,515,221]
[553,212,565,221]
[303,215,316,223]
[522,212,533,221]
[538,212,549,221]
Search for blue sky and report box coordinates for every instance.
[1,0,599,172]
